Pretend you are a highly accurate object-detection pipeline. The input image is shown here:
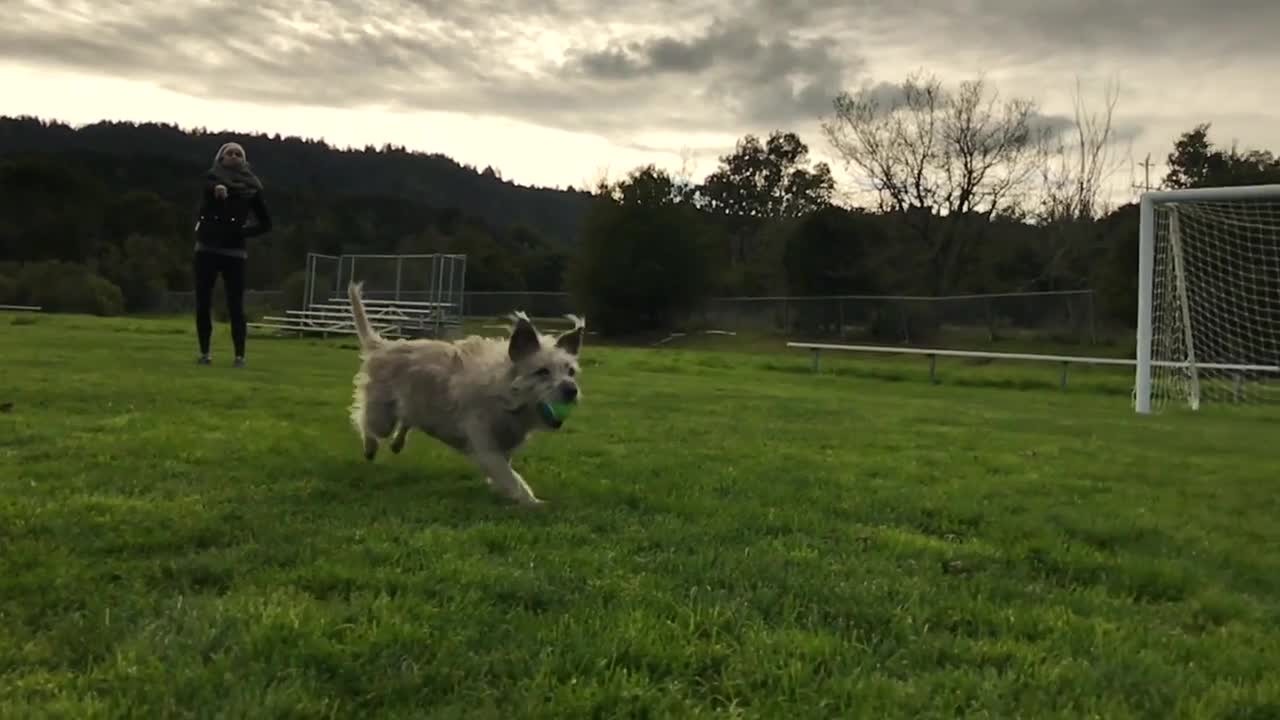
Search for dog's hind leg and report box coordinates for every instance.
[350,379,397,462]
[361,399,397,461]
[389,424,410,454]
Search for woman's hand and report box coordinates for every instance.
[214,184,228,199]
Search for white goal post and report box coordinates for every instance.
[1134,183,1280,413]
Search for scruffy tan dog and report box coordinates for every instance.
[346,282,584,505]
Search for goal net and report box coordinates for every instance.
[1135,184,1280,413]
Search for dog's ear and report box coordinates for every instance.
[555,314,585,356]
[508,311,540,362]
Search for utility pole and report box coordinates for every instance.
[1132,153,1155,193]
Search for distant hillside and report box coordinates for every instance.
[0,115,592,247]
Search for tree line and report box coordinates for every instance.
[569,74,1277,339]
[1,70,1278,342]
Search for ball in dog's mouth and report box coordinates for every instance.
[537,400,574,428]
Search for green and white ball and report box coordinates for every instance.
[545,400,575,422]
[540,397,576,420]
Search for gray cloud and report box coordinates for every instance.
[564,18,857,132]
[570,19,827,79]
[3,0,1277,160]
[747,0,1279,59]
[2,0,866,141]
[968,0,1278,58]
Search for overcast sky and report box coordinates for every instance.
[3,0,1278,205]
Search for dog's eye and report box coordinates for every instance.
[535,367,551,377]
[567,367,576,377]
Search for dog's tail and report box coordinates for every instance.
[348,281,382,350]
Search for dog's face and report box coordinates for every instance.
[506,312,585,429]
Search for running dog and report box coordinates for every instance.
[346,282,584,505]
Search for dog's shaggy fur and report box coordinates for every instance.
[346,282,585,505]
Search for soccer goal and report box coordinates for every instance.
[1134,184,1280,413]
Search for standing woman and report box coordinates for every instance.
[193,141,272,367]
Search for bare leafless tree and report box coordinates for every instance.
[821,71,1043,293]
[1035,76,1126,223]
[1018,77,1129,292]
[823,71,1041,218]
[675,146,699,185]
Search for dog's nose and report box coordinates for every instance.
[559,382,578,401]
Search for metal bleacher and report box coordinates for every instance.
[251,297,462,340]
[248,252,467,341]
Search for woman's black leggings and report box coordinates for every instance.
[194,251,247,357]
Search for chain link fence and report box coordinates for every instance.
[462,290,1100,345]
[462,292,578,319]
[162,289,1103,346]
[160,290,288,316]
[691,291,1100,345]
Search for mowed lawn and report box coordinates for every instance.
[2,312,1279,719]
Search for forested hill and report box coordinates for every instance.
[2,95,1276,339]
[0,115,592,247]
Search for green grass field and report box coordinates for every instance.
[3,312,1279,718]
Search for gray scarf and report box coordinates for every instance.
[208,142,263,198]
